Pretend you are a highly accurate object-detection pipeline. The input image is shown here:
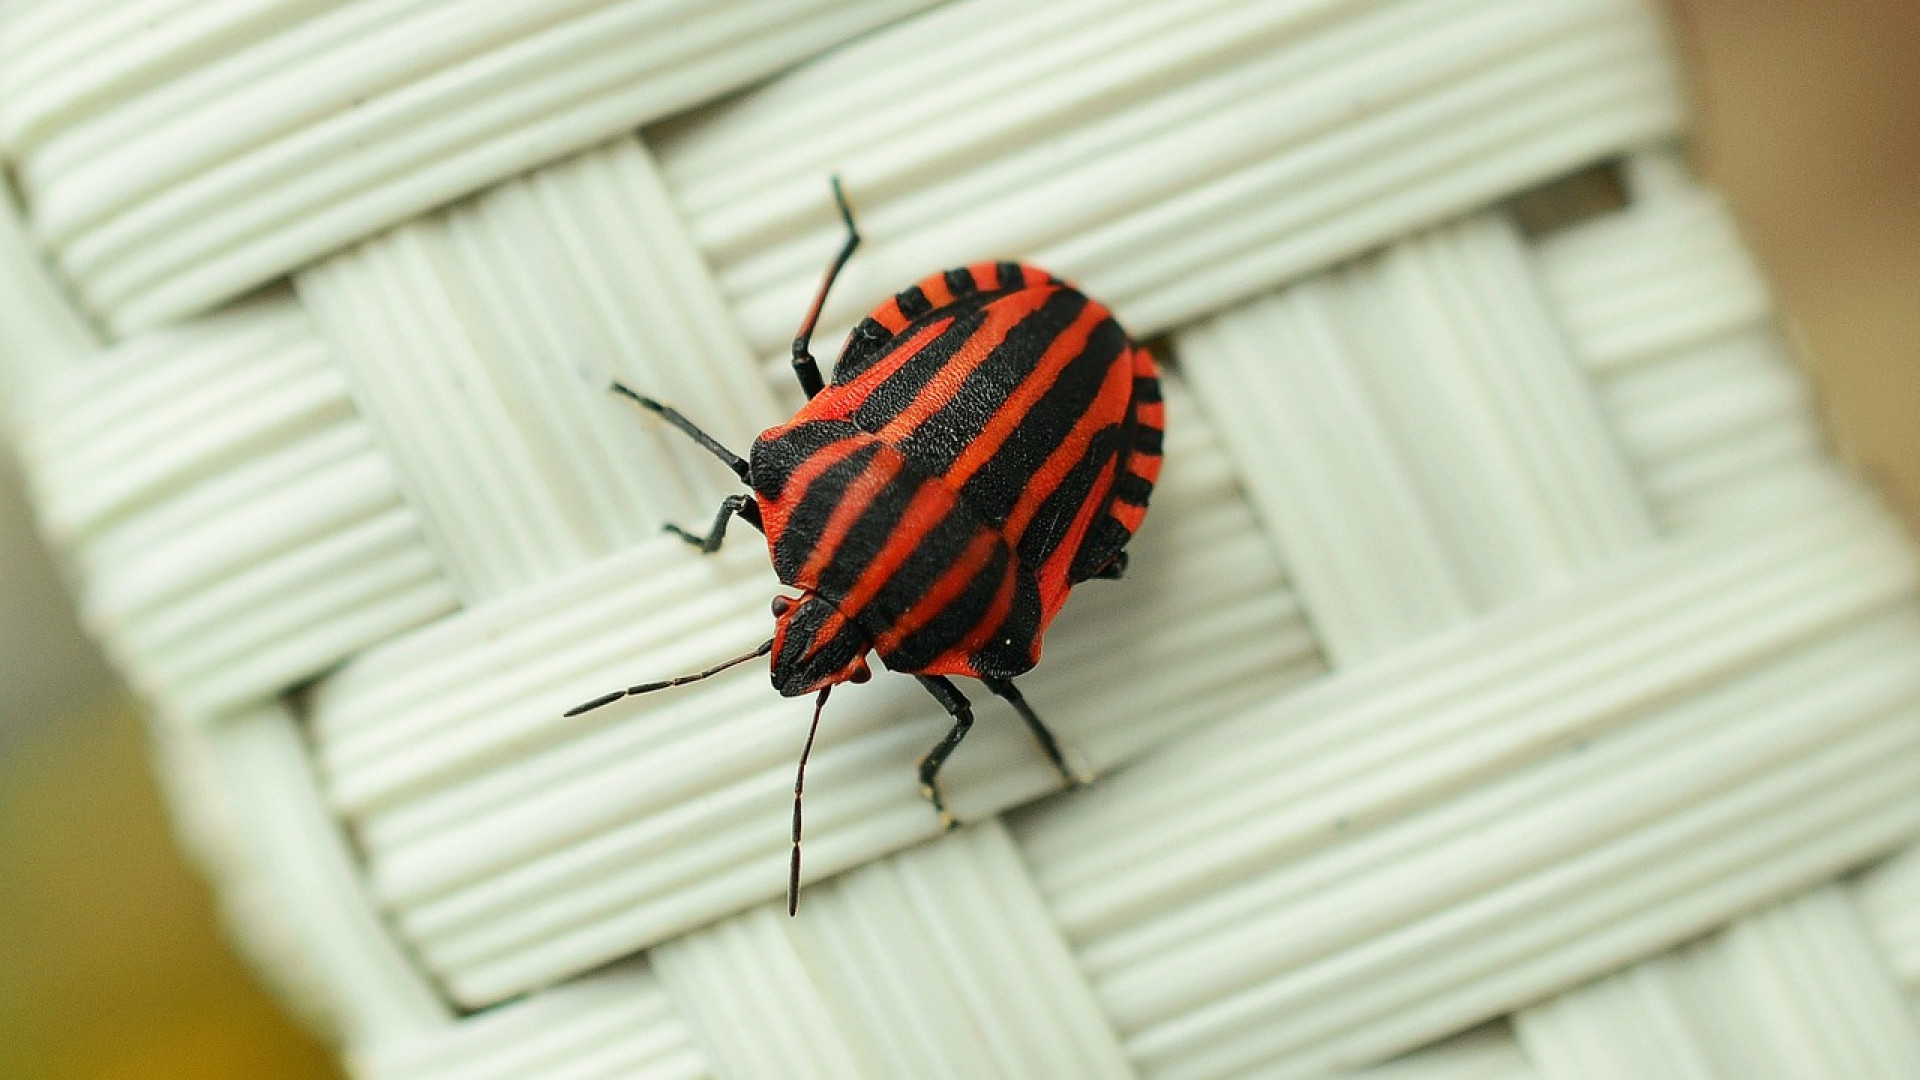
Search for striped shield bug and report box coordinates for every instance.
[568,178,1163,911]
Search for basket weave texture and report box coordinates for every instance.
[5,1,1920,1077]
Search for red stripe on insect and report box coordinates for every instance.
[958,553,1020,659]
[943,299,1107,491]
[1118,455,1162,503]
[838,317,953,401]
[919,274,955,310]
[873,528,1002,656]
[876,288,1052,445]
[1038,454,1121,613]
[804,472,959,661]
[871,297,914,335]
[1002,344,1132,546]
[1110,490,1150,535]
[756,438,853,544]
[923,544,1021,677]
[797,447,904,588]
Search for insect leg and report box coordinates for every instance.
[611,382,749,482]
[665,493,763,553]
[982,676,1085,788]
[790,176,861,400]
[913,674,974,832]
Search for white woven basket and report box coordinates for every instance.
[5,2,1920,1077]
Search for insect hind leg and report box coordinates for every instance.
[983,676,1085,788]
[790,176,861,400]
[913,674,974,832]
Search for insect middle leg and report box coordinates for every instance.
[665,493,763,553]
[983,676,1085,787]
[913,674,974,832]
[790,176,861,400]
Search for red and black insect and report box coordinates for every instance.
[568,178,1162,911]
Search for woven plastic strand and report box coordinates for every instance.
[151,707,448,1043]
[652,823,1134,1080]
[1515,887,1920,1079]
[1857,848,1920,998]
[0,181,95,415]
[1175,211,1654,665]
[1020,490,1920,1077]
[1530,172,1830,528]
[0,0,941,331]
[15,294,455,721]
[350,961,709,1080]
[295,137,781,603]
[660,0,1680,355]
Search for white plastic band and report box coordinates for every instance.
[659,0,1683,353]
[349,961,707,1080]
[296,137,781,602]
[1531,165,1830,527]
[1857,846,1920,998]
[652,823,1134,1080]
[0,0,943,331]
[17,293,456,720]
[1516,886,1920,1079]
[1018,488,1920,1077]
[1176,211,1655,665]
[151,705,448,1042]
[0,179,96,418]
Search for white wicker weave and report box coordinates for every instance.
[3,1,1918,1078]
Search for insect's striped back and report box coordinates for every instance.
[583,190,1157,876]
[812,262,1154,621]
[833,261,1056,386]
[750,419,1041,686]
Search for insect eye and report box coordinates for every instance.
[849,660,871,684]
[771,595,795,617]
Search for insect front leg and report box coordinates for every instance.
[983,676,1086,788]
[666,493,763,553]
[913,674,974,832]
[790,176,861,400]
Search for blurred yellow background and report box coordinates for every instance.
[1676,0,1920,532]
[0,4,1914,1078]
[0,702,340,1080]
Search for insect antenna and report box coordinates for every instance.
[609,381,751,482]
[564,638,774,717]
[789,685,832,916]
